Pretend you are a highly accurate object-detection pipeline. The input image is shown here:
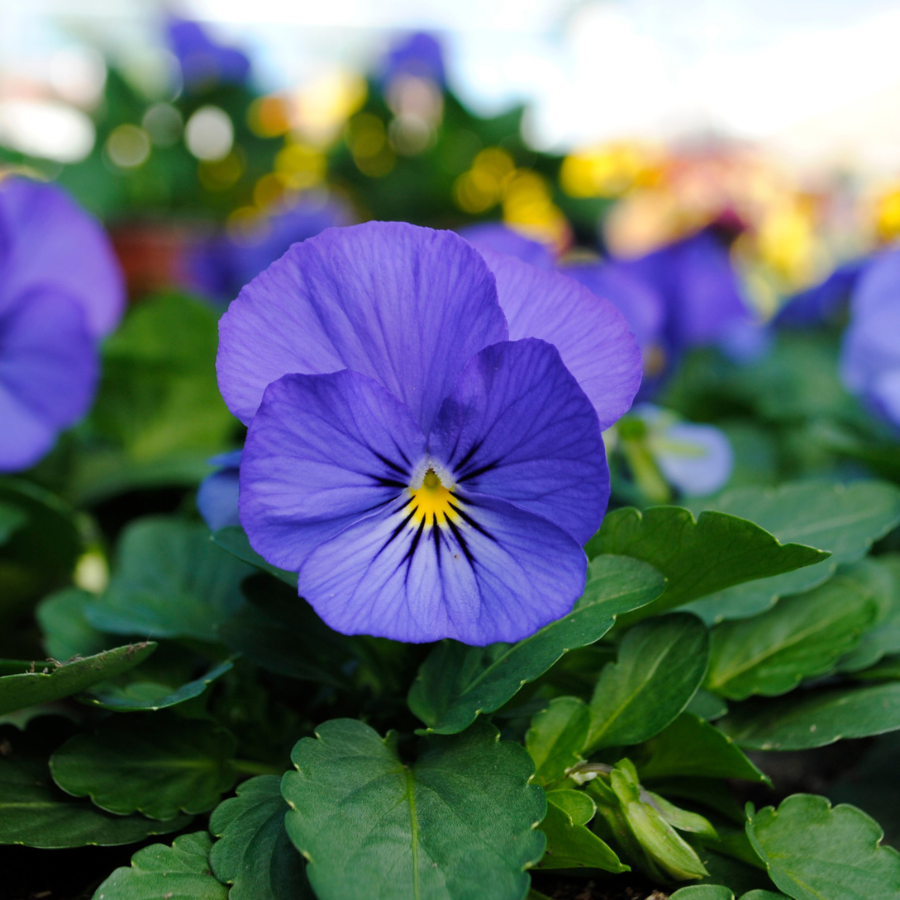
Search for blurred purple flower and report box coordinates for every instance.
[460,223,555,270]
[775,259,866,328]
[840,246,900,428]
[188,199,348,302]
[616,226,751,357]
[633,404,733,497]
[380,32,446,87]
[217,222,641,644]
[0,176,125,471]
[167,17,251,92]
[197,450,242,531]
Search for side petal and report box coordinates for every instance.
[0,289,97,471]
[240,369,426,571]
[429,339,609,546]
[478,248,642,429]
[297,493,587,645]
[217,221,508,431]
[0,177,125,338]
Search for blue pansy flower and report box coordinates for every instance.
[616,226,751,357]
[841,246,900,428]
[631,405,733,497]
[775,259,866,328]
[189,199,347,303]
[217,222,641,644]
[380,32,446,88]
[0,176,124,471]
[197,450,242,531]
[166,17,251,92]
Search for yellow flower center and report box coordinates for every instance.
[409,468,457,527]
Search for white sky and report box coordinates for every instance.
[3,0,900,164]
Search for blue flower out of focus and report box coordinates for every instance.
[841,246,900,428]
[380,32,446,88]
[632,405,733,497]
[217,222,641,644]
[0,176,124,471]
[167,17,251,92]
[189,199,348,303]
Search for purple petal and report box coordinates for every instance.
[429,339,608,545]
[851,246,900,319]
[0,178,125,338]
[217,222,508,432]
[478,249,642,430]
[562,261,664,348]
[197,450,242,532]
[841,303,900,395]
[618,228,749,350]
[459,223,555,270]
[240,369,426,572]
[296,493,586,645]
[871,369,900,426]
[654,424,733,497]
[0,290,97,471]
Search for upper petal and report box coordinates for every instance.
[217,222,508,431]
[429,338,609,546]
[0,177,125,338]
[296,492,587,645]
[240,368,426,571]
[478,248,642,430]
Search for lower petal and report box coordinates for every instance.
[297,492,587,645]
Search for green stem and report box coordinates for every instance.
[232,759,285,777]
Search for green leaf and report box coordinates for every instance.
[90,832,228,899]
[282,718,546,900]
[0,501,26,545]
[80,659,233,711]
[585,613,709,753]
[36,588,108,661]
[218,573,354,689]
[746,794,900,900]
[212,526,298,587]
[739,893,790,899]
[705,566,880,700]
[587,506,827,626]
[87,517,253,642]
[0,477,82,608]
[669,887,734,900]
[409,555,664,734]
[685,481,900,624]
[0,642,156,715]
[720,682,900,750]
[830,732,900,849]
[209,775,311,900]
[91,292,236,461]
[536,790,628,872]
[50,718,237,819]
[838,555,900,673]
[686,689,729,721]
[526,696,590,787]
[0,718,192,848]
[636,713,769,784]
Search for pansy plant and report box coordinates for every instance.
[217,221,641,644]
